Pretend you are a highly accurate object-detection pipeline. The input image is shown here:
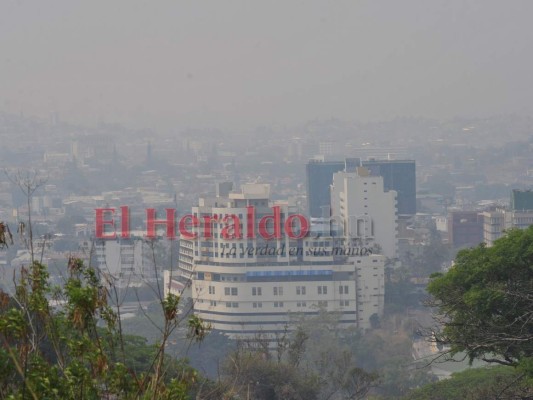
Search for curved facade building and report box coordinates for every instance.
[166,183,386,339]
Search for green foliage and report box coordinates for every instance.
[187,314,211,342]
[222,346,322,400]
[220,311,433,399]
[427,226,533,369]
[404,366,533,400]
[0,258,210,399]
[402,228,451,278]
[162,292,180,322]
[384,271,422,313]
[369,313,381,329]
[517,356,533,384]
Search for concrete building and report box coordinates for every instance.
[482,209,505,247]
[166,182,386,340]
[91,232,165,287]
[482,208,533,247]
[330,167,398,259]
[447,211,483,248]
[480,190,533,247]
[306,158,416,219]
[511,189,533,211]
[505,209,533,230]
[361,159,416,215]
[306,158,348,218]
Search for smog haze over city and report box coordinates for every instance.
[2,1,533,130]
[1,2,533,399]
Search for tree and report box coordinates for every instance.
[5,169,47,264]
[0,258,212,399]
[369,313,381,329]
[404,366,533,400]
[0,174,228,398]
[427,226,533,377]
[222,347,321,400]
[218,330,321,400]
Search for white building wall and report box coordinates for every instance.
[483,208,533,247]
[482,210,505,247]
[355,256,385,329]
[331,168,398,259]
[94,238,161,287]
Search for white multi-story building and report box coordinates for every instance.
[482,209,506,247]
[91,232,165,288]
[482,189,533,247]
[165,182,387,339]
[482,208,533,247]
[330,167,398,259]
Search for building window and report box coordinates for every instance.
[274,301,284,308]
[252,287,262,296]
[209,286,215,294]
[340,300,349,307]
[297,301,307,307]
[318,285,327,295]
[232,302,239,308]
[339,285,349,294]
[225,287,238,296]
[318,301,328,307]
[226,302,232,308]
[273,286,283,296]
[210,300,217,306]
[296,286,306,295]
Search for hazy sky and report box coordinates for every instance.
[1,1,532,131]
